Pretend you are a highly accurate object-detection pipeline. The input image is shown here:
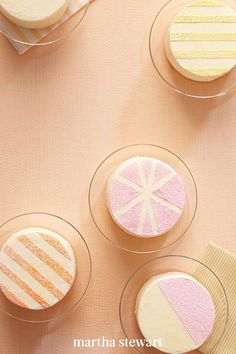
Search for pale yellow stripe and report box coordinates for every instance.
[170,33,236,41]
[175,16,236,23]
[174,50,236,58]
[194,244,236,354]
[190,0,225,7]
[187,68,231,75]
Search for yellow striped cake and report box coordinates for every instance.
[165,0,236,81]
[0,227,76,310]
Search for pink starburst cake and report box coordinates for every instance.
[106,157,186,238]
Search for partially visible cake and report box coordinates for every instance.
[0,227,76,310]
[0,0,69,29]
[136,272,215,353]
[165,0,236,81]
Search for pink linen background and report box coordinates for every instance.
[0,0,236,353]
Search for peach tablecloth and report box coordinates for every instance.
[0,0,236,353]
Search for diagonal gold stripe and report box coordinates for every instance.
[170,33,236,41]
[175,16,236,23]
[3,245,65,300]
[0,261,49,308]
[19,235,74,285]
[0,283,27,308]
[40,233,72,261]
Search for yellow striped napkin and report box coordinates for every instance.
[0,0,89,54]
[194,243,236,354]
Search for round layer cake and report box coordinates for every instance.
[0,0,69,29]
[165,0,236,81]
[136,272,215,354]
[0,227,76,310]
[106,157,185,238]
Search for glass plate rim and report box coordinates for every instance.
[88,143,198,254]
[0,211,92,323]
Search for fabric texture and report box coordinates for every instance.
[0,0,235,353]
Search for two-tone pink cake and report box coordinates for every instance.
[106,157,185,237]
[136,272,215,353]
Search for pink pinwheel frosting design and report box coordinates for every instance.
[107,157,185,237]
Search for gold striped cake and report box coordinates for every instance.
[165,0,236,81]
[0,227,76,310]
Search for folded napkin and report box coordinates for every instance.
[0,0,89,54]
[194,243,236,354]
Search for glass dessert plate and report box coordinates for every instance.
[0,212,92,323]
[149,0,236,99]
[89,144,198,254]
[119,255,229,354]
[0,0,90,46]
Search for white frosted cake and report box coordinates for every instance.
[0,0,69,29]
[0,227,76,310]
[165,0,236,81]
[136,272,215,353]
[106,157,185,238]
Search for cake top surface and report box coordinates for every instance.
[167,0,236,80]
[107,156,185,237]
[136,272,215,353]
[0,227,76,310]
